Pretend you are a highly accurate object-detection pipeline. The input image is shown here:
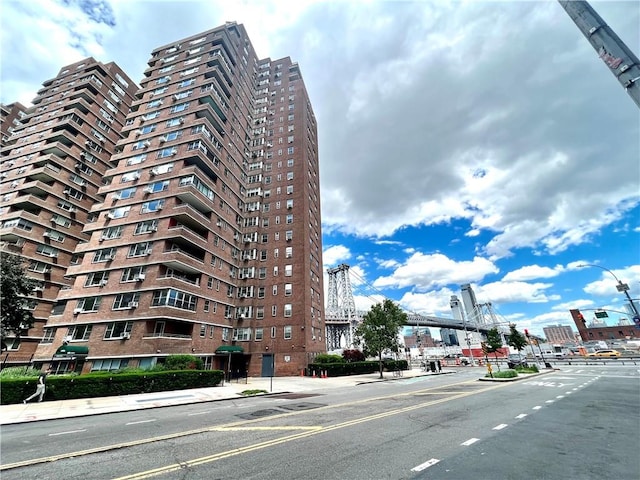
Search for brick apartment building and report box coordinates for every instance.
[1,60,138,365]
[542,324,576,344]
[1,22,325,377]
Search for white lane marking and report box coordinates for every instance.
[188,411,211,416]
[493,424,508,430]
[533,406,542,410]
[515,414,528,419]
[461,438,480,446]
[411,458,440,472]
[566,391,572,394]
[545,400,554,403]
[48,429,87,436]
[126,419,157,425]
[556,395,565,399]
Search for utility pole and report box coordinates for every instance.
[558,0,640,108]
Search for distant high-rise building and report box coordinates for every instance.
[0,59,137,366]
[440,328,459,346]
[543,324,575,344]
[460,283,479,323]
[450,293,482,348]
[2,22,324,376]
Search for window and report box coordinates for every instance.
[38,328,57,344]
[121,171,141,183]
[75,296,101,312]
[112,292,140,310]
[255,328,264,341]
[151,289,197,311]
[91,359,129,372]
[285,265,293,277]
[93,248,116,263]
[284,325,292,339]
[67,324,93,340]
[120,267,145,283]
[233,328,252,341]
[284,304,292,317]
[134,221,158,234]
[128,242,152,257]
[170,102,190,113]
[200,324,206,337]
[141,200,165,213]
[285,283,292,296]
[85,271,108,287]
[104,321,133,339]
[222,328,230,341]
[115,187,136,199]
[36,244,59,258]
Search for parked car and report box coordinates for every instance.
[587,349,621,357]
[507,353,527,368]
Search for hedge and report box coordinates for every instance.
[1,370,224,405]
[307,359,408,377]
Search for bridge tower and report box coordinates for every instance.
[325,264,358,351]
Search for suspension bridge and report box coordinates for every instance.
[324,264,508,351]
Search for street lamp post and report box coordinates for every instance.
[578,264,639,318]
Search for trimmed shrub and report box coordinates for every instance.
[486,369,518,378]
[314,354,345,364]
[164,354,204,370]
[342,349,365,362]
[1,370,223,405]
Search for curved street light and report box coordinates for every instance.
[578,264,639,318]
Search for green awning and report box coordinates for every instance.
[215,345,244,354]
[54,345,89,357]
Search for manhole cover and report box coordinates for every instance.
[272,393,320,400]
[278,402,325,411]
[236,408,283,420]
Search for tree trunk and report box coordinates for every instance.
[378,352,384,379]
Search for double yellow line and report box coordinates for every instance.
[116,382,507,480]
[2,380,506,476]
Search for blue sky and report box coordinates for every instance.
[2,0,638,338]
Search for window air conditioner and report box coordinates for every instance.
[150,168,159,176]
[105,254,115,261]
[135,130,143,136]
[149,226,158,232]
[73,308,83,315]
[134,273,145,281]
[106,212,115,219]
[128,301,139,308]
[121,332,131,339]
[63,189,71,195]
[64,335,73,342]
[159,136,167,143]
[99,280,108,287]
[99,235,107,242]
[144,186,154,194]
[43,231,50,237]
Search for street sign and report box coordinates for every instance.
[594,311,609,318]
[616,282,630,292]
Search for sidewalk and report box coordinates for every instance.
[1,367,455,425]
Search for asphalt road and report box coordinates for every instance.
[1,366,638,480]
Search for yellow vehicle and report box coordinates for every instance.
[587,349,621,357]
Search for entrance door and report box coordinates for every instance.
[261,354,274,377]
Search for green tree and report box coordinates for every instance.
[484,327,504,371]
[1,253,38,345]
[354,299,407,378]
[506,324,527,353]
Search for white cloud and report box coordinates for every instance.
[502,264,564,282]
[322,245,351,267]
[373,252,499,291]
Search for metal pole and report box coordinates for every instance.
[579,264,639,317]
